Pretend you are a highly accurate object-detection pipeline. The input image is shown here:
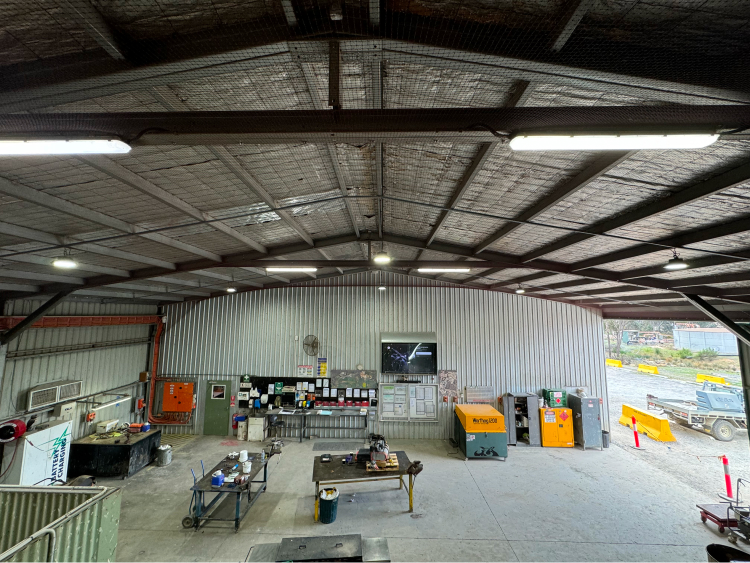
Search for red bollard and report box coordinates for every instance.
[631,415,641,448]
[723,456,733,499]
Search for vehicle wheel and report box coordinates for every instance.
[701,514,707,523]
[719,525,725,533]
[181,516,196,529]
[712,420,736,442]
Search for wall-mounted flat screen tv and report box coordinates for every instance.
[381,342,437,374]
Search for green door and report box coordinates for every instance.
[204,380,231,435]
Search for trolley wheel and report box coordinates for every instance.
[729,533,738,544]
[182,516,196,529]
[719,525,725,533]
[712,420,736,442]
[701,514,707,523]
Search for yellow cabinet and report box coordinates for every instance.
[539,408,574,447]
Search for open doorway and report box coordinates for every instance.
[604,319,748,501]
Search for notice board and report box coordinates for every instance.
[379,383,438,423]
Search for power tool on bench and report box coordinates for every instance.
[355,434,389,465]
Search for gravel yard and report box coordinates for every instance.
[606,366,750,502]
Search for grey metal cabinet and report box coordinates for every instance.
[568,394,603,450]
[500,393,541,447]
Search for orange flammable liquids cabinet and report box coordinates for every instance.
[539,408,574,447]
[162,382,194,412]
[454,405,507,460]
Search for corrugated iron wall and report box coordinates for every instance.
[0,300,156,440]
[0,486,121,562]
[159,272,608,438]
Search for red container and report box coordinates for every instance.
[362,400,369,407]
[338,397,345,406]
[346,400,354,407]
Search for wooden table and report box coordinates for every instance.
[311,451,414,522]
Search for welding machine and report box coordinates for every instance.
[453,405,507,460]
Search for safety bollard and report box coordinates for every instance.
[631,415,641,448]
[723,456,733,499]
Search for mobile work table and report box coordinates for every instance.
[184,453,268,532]
[311,451,414,522]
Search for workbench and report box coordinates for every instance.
[261,408,370,442]
[311,451,414,522]
[68,429,161,478]
[185,453,268,532]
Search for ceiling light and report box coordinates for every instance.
[52,258,78,269]
[373,251,391,264]
[378,286,386,291]
[509,134,718,151]
[515,286,526,294]
[0,139,131,155]
[417,268,471,273]
[226,287,237,293]
[664,249,689,271]
[266,267,318,273]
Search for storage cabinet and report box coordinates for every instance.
[501,393,541,446]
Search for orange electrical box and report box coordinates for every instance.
[162,382,194,412]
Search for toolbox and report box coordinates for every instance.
[453,405,507,460]
[541,388,568,408]
[539,408,574,447]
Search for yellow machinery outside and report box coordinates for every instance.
[454,405,507,460]
[539,408,574,447]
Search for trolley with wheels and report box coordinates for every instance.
[183,452,269,532]
[697,504,738,534]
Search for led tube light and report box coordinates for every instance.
[0,139,131,155]
[509,134,718,151]
[417,268,471,273]
[266,267,318,272]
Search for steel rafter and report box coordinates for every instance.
[2,107,750,145]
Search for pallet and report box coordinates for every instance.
[366,454,399,472]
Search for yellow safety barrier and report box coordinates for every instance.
[606,359,623,368]
[697,373,726,384]
[637,364,659,374]
[619,404,676,442]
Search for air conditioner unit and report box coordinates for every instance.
[27,380,83,410]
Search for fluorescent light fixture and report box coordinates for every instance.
[417,268,471,273]
[266,267,318,273]
[664,249,689,271]
[515,287,526,294]
[378,286,386,291]
[373,251,391,264]
[226,287,237,293]
[52,258,78,269]
[0,139,131,155]
[509,134,718,151]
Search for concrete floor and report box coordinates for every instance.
[105,435,741,562]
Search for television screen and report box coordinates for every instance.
[381,342,437,374]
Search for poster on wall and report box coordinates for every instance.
[318,357,328,377]
[438,370,458,400]
[379,384,408,420]
[298,365,313,377]
[330,369,377,389]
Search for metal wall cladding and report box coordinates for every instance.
[0,300,156,439]
[673,329,739,355]
[158,272,608,438]
[0,486,121,562]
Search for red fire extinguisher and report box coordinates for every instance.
[232,413,240,429]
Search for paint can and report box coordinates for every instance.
[239,450,248,462]
[243,461,252,473]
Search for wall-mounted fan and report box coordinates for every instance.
[303,334,319,356]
